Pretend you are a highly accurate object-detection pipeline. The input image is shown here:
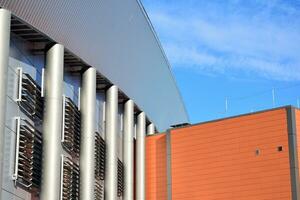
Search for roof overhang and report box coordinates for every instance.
[0,0,189,131]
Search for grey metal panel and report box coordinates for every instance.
[9,35,45,82]
[166,130,172,200]
[2,118,18,193]
[286,106,300,200]
[4,96,18,132]
[0,9,10,200]
[64,74,81,106]
[0,0,189,131]
[2,189,25,200]
[6,65,18,106]
[2,126,31,200]
[4,57,41,200]
[7,56,41,101]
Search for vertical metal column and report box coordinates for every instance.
[166,130,172,200]
[105,85,118,199]
[80,67,96,200]
[286,106,300,200]
[41,44,64,200]
[123,100,134,200]
[136,112,146,200]
[0,8,10,199]
[147,123,155,135]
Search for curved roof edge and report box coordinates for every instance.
[0,0,189,131]
[135,0,190,123]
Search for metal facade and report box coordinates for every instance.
[146,107,299,200]
[0,0,189,131]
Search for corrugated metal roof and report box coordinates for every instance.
[0,0,189,131]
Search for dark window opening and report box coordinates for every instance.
[277,146,283,152]
[255,149,260,156]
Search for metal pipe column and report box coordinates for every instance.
[105,85,118,199]
[136,112,146,200]
[147,123,155,135]
[41,44,64,200]
[123,100,134,200]
[0,8,10,199]
[80,67,96,200]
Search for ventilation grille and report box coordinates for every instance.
[17,71,43,120]
[62,96,81,158]
[62,158,80,200]
[13,118,42,192]
[117,159,124,197]
[95,180,104,200]
[95,133,105,181]
[95,132,105,200]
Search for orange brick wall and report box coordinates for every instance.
[170,108,292,200]
[146,134,167,200]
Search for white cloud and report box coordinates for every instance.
[144,0,300,81]
[164,44,217,67]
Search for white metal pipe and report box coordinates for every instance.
[123,99,134,200]
[147,123,155,135]
[136,112,146,200]
[105,85,118,199]
[40,44,64,200]
[80,67,96,200]
[0,9,10,199]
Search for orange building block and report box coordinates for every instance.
[146,107,300,200]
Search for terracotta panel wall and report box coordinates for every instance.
[146,134,167,199]
[295,109,300,180]
[170,108,292,200]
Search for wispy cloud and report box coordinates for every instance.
[142,0,300,81]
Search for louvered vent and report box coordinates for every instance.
[95,133,105,181]
[95,132,105,200]
[17,69,43,120]
[95,181,104,200]
[13,118,42,193]
[117,159,124,197]
[62,96,81,158]
[62,157,80,200]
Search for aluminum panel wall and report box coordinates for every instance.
[2,56,41,200]
[0,0,189,131]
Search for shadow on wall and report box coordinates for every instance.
[146,134,167,199]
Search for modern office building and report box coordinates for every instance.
[0,0,188,200]
[1,1,298,200]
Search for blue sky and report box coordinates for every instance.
[141,0,300,124]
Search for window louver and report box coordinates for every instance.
[117,159,124,197]
[95,181,104,200]
[62,96,81,158]
[95,133,105,181]
[95,132,105,200]
[17,69,43,121]
[62,157,80,200]
[13,118,42,193]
